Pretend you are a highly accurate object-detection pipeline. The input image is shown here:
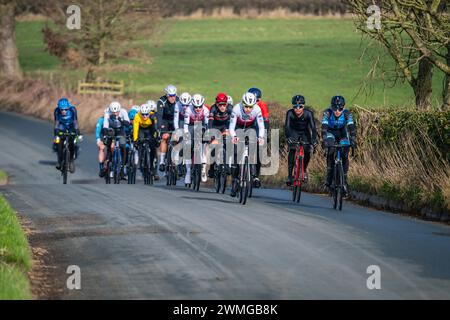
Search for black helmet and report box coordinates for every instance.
[291,95,306,107]
[331,95,345,110]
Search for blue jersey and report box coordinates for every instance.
[54,107,78,130]
[321,108,356,143]
[95,117,104,140]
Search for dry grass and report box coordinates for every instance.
[0,78,136,133]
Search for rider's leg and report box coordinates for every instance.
[97,140,106,176]
[159,133,169,170]
[184,159,192,184]
[342,146,350,194]
[287,147,295,185]
[56,137,63,169]
[325,147,334,187]
[303,145,313,182]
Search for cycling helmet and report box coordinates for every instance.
[129,106,139,120]
[291,95,306,107]
[215,92,228,105]
[109,101,122,113]
[227,95,234,106]
[57,98,70,110]
[242,92,257,107]
[248,87,262,100]
[140,103,151,115]
[179,92,192,105]
[131,105,140,112]
[331,95,346,109]
[164,84,177,97]
[146,100,157,112]
[192,94,205,107]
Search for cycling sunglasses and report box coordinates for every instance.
[167,94,177,97]
[141,113,150,117]
[244,105,254,109]
[293,104,305,109]
[194,106,203,109]
[332,105,344,111]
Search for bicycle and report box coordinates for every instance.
[165,140,178,186]
[57,130,77,184]
[138,137,157,185]
[104,133,126,184]
[231,136,252,205]
[328,143,350,211]
[213,133,229,194]
[190,141,204,192]
[291,139,311,203]
[126,137,137,184]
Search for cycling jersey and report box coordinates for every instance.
[157,95,179,131]
[133,112,157,142]
[208,104,233,132]
[229,103,265,139]
[184,105,210,133]
[285,108,317,143]
[258,100,269,124]
[321,108,356,142]
[174,102,191,130]
[103,109,130,129]
[54,106,79,134]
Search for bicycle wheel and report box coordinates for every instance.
[239,159,249,205]
[105,160,111,184]
[338,164,344,211]
[220,169,227,194]
[214,165,221,193]
[62,144,69,184]
[333,165,339,210]
[194,164,201,192]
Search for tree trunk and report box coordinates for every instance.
[443,45,450,110]
[0,4,22,79]
[413,58,433,110]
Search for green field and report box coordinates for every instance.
[16,18,445,109]
[0,182,33,300]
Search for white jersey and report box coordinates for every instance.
[103,108,130,129]
[184,105,210,133]
[229,103,264,138]
[174,101,192,130]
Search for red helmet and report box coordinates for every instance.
[215,93,228,105]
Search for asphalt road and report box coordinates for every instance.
[1,110,450,299]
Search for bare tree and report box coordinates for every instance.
[43,0,161,67]
[348,0,450,110]
[0,2,22,79]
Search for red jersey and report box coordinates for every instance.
[258,100,269,123]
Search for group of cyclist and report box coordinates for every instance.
[52,85,357,197]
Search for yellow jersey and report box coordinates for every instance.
[133,112,157,142]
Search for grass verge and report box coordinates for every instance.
[0,184,33,299]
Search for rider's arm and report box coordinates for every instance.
[103,111,110,129]
[156,99,164,130]
[183,110,190,134]
[95,118,103,141]
[284,110,292,139]
[208,108,214,129]
[174,104,179,130]
[203,107,210,128]
[256,109,265,139]
[229,110,237,138]
[346,111,357,144]
[321,110,330,140]
[308,111,318,143]
[133,115,140,142]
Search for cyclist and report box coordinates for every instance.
[207,92,233,178]
[174,92,192,130]
[229,92,265,196]
[95,115,106,177]
[227,95,234,107]
[133,102,158,143]
[54,98,81,172]
[321,95,357,196]
[156,85,179,172]
[103,101,130,178]
[184,94,210,184]
[284,95,318,186]
[248,87,269,130]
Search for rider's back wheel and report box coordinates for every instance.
[62,145,69,184]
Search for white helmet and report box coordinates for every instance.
[109,101,122,113]
[140,103,151,114]
[164,84,177,96]
[242,92,257,107]
[146,100,157,112]
[192,94,205,107]
[131,105,140,112]
[227,95,234,106]
[179,92,192,105]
